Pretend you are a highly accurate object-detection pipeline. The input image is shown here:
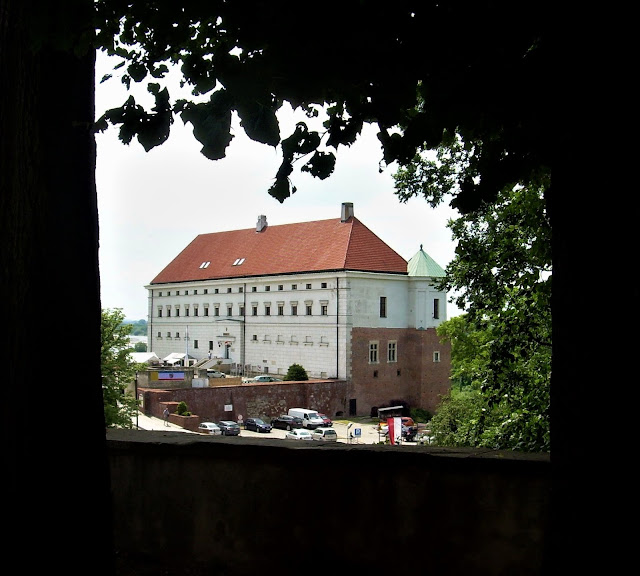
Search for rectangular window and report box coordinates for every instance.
[194,308,198,316]
[167,331,171,338]
[321,282,327,288]
[291,305,298,316]
[175,309,180,317]
[227,287,232,293]
[204,289,208,294]
[194,340,199,349]
[388,341,397,362]
[158,309,163,318]
[433,351,441,362]
[433,298,440,319]
[265,286,270,292]
[252,334,258,341]
[291,284,297,290]
[380,296,387,318]
[369,342,379,363]
[185,308,190,317]
[278,305,284,316]
[158,292,163,297]
[157,331,161,338]
[175,332,180,339]
[265,305,271,316]
[252,286,257,292]
[167,309,171,317]
[214,307,219,317]
[214,288,219,294]
[194,289,198,295]
[306,283,312,289]
[239,305,245,316]
[306,305,312,316]
[209,341,214,351]
[278,285,283,291]
[321,305,328,316]
[227,306,233,316]
[252,306,258,316]
[204,308,209,317]
[239,287,243,293]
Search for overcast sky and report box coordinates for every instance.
[95,52,463,321]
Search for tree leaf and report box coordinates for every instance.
[300,151,335,180]
[180,93,234,160]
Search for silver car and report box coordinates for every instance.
[198,422,222,435]
[312,427,338,442]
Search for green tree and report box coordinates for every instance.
[284,363,309,381]
[101,308,140,428]
[127,319,148,336]
[427,180,552,451]
[133,341,147,352]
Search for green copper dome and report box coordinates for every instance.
[407,245,445,278]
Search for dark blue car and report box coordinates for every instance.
[244,417,272,433]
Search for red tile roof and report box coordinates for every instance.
[150,217,407,284]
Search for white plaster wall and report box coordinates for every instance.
[145,269,445,378]
[407,277,448,329]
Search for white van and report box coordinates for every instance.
[287,408,325,429]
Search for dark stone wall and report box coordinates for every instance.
[107,430,551,576]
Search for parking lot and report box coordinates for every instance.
[136,413,426,445]
[240,419,420,445]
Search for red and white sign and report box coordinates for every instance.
[388,417,402,445]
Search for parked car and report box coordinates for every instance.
[217,420,241,436]
[252,375,283,382]
[312,427,338,442]
[270,414,304,430]
[198,422,222,435]
[206,369,226,378]
[244,417,272,433]
[285,429,314,441]
[317,413,333,427]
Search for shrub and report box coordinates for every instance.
[410,408,433,423]
[176,401,189,416]
[283,363,308,381]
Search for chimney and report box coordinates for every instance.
[256,215,267,232]
[341,202,354,222]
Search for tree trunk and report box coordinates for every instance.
[1,1,113,573]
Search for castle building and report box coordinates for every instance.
[146,202,451,415]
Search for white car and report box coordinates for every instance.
[312,427,338,442]
[198,422,222,435]
[206,370,225,378]
[252,375,283,382]
[285,429,314,441]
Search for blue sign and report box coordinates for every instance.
[354,428,361,437]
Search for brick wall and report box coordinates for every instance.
[140,379,348,425]
[350,326,451,416]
